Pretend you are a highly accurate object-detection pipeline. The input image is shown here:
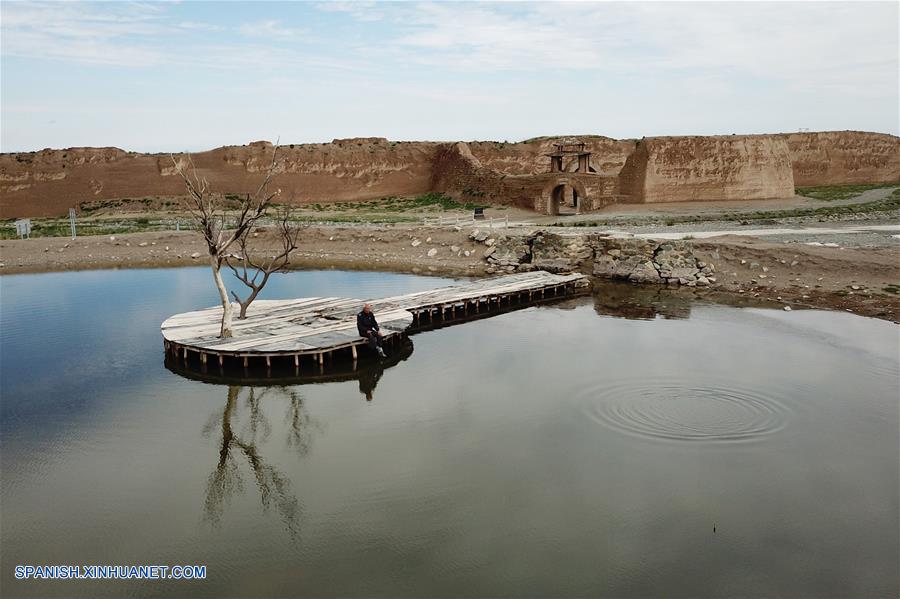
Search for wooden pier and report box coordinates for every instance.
[161,271,589,372]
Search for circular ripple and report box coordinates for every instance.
[579,378,791,443]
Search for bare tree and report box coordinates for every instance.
[171,145,281,338]
[225,209,300,319]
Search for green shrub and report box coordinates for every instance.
[796,183,898,201]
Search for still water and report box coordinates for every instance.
[1,268,898,598]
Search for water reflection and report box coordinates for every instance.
[592,281,694,320]
[202,385,315,539]
[164,337,414,390]
[2,268,897,598]
[358,364,383,401]
[193,343,413,538]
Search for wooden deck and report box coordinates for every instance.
[161,271,589,369]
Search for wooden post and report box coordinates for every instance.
[266,355,271,369]
[351,345,358,360]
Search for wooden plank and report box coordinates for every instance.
[187,311,412,352]
[164,297,345,331]
[161,272,587,356]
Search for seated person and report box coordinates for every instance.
[357,303,387,358]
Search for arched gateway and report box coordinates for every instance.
[541,139,593,215]
[541,176,589,216]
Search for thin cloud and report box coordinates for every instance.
[1,3,354,71]
[1,0,896,151]
[385,1,897,98]
[176,21,224,32]
[315,1,384,22]
[237,19,307,39]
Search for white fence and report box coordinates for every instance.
[423,214,522,228]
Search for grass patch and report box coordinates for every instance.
[403,192,482,211]
[289,214,416,224]
[0,217,190,240]
[795,183,898,201]
[550,193,900,228]
[315,193,485,213]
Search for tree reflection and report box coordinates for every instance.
[284,388,316,455]
[175,341,415,538]
[202,385,318,540]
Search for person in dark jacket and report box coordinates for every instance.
[357,303,386,358]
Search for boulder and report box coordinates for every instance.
[593,255,617,277]
[628,261,661,283]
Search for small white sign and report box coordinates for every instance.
[15,218,31,238]
[68,208,77,239]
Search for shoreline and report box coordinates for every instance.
[1,227,898,323]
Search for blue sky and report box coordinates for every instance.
[1,1,897,152]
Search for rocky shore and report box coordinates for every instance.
[1,224,898,322]
[486,231,715,286]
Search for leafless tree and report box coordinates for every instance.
[225,209,300,319]
[171,145,281,338]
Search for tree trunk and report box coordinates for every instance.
[211,257,233,338]
[238,288,261,319]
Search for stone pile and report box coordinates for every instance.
[477,230,716,286]
[593,238,716,286]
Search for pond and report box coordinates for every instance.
[1,268,897,598]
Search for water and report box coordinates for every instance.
[1,268,897,598]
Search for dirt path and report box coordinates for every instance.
[0,226,488,277]
[555,186,900,223]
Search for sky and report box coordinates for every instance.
[1,1,897,152]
